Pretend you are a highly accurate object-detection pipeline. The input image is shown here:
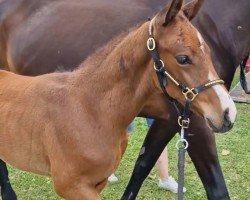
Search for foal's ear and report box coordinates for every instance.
[163,0,183,26]
[183,0,204,21]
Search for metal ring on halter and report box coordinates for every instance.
[147,37,156,51]
[182,87,198,101]
[176,138,189,150]
[178,116,190,129]
[154,60,165,72]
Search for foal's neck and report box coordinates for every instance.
[72,22,154,128]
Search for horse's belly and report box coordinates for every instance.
[0,128,50,176]
[0,103,51,176]
[0,148,50,176]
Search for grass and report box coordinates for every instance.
[5,102,250,200]
[231,68,240,89]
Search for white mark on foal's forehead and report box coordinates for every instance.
[197,31,205,54]
[189,23,205,54]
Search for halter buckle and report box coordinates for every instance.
[147,37,156,51]
[178,116,190,129]
[182,88,198,101]
[154,59,165,72]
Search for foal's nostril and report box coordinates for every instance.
[223,108,231,126]
[207,108,234,133]
[222,108,234,132]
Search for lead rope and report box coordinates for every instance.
[146,19,224,200]
[176,99,190,200]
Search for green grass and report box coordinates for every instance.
[230,68,240,89]
[5,103,250,200]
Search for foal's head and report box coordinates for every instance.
[148,0,236,132]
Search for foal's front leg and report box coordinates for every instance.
[0,160,17,200]
[52,173,102,200]
[49,148,110,200]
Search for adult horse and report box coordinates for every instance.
[0,0,246,199]
[0,1,236,199]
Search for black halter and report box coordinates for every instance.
[147,19,224,200]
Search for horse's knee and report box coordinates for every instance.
[95,179,107,193]
[52,174,72,199]
[52,175,99,200]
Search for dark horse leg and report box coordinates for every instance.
[186,115,229,200]
[122,119,178,200]
[0,160,17,200]
[122,113,229,200]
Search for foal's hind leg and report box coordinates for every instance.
[0,160,17,200]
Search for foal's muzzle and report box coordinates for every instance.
[207,108,234,133]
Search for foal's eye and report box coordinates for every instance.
[176,55,192,65]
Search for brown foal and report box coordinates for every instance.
[0,0,236,199]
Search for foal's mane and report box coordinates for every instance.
[76,23,144,71]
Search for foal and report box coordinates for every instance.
[0,1,236,199]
